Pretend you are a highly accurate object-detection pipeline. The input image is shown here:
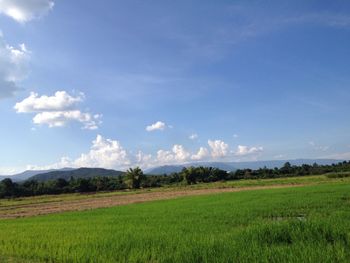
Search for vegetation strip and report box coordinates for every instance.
[0,184,305,219]
[1,161,350,200]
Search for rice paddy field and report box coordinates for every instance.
[0,176,350,262]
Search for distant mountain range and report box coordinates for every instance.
[0,168,74,182]
[0,159,345,182]
[145,159,344,175]
[0,168,124,182]
[28,168,124,182]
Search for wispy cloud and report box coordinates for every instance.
[235,145,264,156]
[0,0,54,23]
[163,7,350,61]
[322,152,350,160]
[309,141,329,152]
[0,34,30,99]
[189,133,198,140]
[284,13,350,28]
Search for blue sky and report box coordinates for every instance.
[0,0,350,174]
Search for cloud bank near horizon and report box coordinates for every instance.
[26,134,264,172]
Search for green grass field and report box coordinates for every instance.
[0,173,347,209]
[0,179,350,262]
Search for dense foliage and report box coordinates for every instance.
[1,161,350,198]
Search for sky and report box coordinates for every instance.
[0,0,350,174]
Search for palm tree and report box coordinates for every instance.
[125,167,144,189]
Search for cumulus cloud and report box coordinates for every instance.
[189,133,198,140]
[172,144,190,162]
[156,149,175,164]
[30,139,196,171]
[146,121,166,131]
[208,140,229,158]
[26,156,72,171]
[28,135,131,171]
[73,135,130,168]
[156,145,191,164]
[0,35,30,98]
[14,91,83,112]
[134,151,153,167]
[14,91,101,130]
[191,147,209,160]
[235,145,263,156]
[0,0,54,23]
[32,111,100,130]
[24,135,265,171]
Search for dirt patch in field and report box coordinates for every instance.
[0,184,304,219]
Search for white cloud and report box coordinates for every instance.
[134,151,153,167]
[0,35,30,98]
[233,134,239,138]
[14,91,101,130]
[28,139,195,171]
[146,121,166,131]
[27,135,131,171]
[0,166,24,175]
[26,156,72,171]
[208,139,229,158]
[32,110,100,130]
[23,135,265,171]
[156,149,175,164]
[309,141,329,152]
[191,147,209,160]
[73,135,130,169]
[235,145,263,156]
[14,91,83,112]
[0,0,54,23]
[189,133,198,140]
[273,154,285,159]
[172,144,190,162]
[156,144,191,164]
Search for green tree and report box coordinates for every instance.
[181,167,197,184]
[280,162,292,174]
[0,178,17,197]
[125,167,144,189]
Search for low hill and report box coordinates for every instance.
[0,168,74,182]
[27,168,125,182]
[146,159,344,175]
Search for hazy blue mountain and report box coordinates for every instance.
[0,168,74,182]
[27,168,125,182]
[146,159,344,175]
[145,162,236,175]
[227,159,344,170]
[1,159,345,181]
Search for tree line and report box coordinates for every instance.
[1,161,350,198]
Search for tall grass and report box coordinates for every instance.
[0,183,350,262]
[326,172,350,178]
